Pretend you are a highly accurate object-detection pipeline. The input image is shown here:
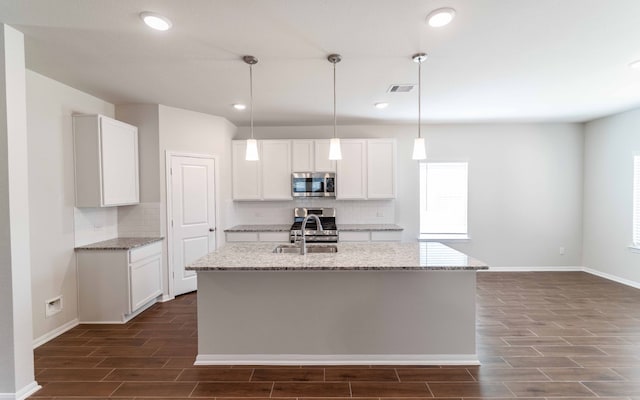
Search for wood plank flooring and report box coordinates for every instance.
[30,271,640,399]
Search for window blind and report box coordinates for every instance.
[634,155,640,246]
[419,162,468,234]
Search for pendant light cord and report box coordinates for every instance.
[249,63,254,140]
[333,61,337,139]
[418,59,422,139]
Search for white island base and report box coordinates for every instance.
[195,269,479,365]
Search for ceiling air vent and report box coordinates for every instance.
[387,84,415,93]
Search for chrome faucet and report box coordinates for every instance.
[300,214,323,255]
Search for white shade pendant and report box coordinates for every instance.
[245,138,259,161]
[328,54,342,160]
[329,137,342,160]
[412,137,426,160]
[412,53,428,161]
[243,55,259,161]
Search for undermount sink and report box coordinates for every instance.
[273,244,339,254]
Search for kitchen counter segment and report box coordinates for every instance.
[75,237,163,250]
[186,241,487,271]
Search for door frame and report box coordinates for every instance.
[165,151,220,298]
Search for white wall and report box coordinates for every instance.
[236,123,584,267]
[0,24,36,397]
[159,105,236,295]
[583,107,640,285]
[25,70,114,341]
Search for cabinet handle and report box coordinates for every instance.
[209,228,216,232]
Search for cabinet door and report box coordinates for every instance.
[261,140,292,200]
[314,139,336,172]
[100,117,139,206]
[129,253,162,313]
[367,139,396,199]
[336,139,367,199]
[292,140,314,171]
[232,140,262,200]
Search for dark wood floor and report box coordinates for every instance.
[30,271,640,399]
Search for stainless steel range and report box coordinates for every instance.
[289,207,338,243]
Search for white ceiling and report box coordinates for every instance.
[1,0,640,126]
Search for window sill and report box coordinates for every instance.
[418,233,470,242]
[629,245,640,254]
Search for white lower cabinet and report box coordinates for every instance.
[339,231,402,242]
[77,241,162,323]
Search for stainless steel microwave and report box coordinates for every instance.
[291,172,336,198]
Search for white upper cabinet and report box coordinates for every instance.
[292,140,314,171]
[367,139,396,199]
[336,139,367,199]
[313,139,336,172]
[261,140,292,200]
[291,139,336,172]
[232,140,292,201]
[73,114,139,207]
[232,140,262,200]
[336,138,396,200]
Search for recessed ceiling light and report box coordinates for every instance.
[374,102,389,109]
[140,12,172,31]
[630,59,640,69]
[233,104,246,110]
[426,7,456,28]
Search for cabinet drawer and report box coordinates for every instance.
[371,231,402,242]
[129,241,162,263]
[226,232,259,242]
[259,232,290,242]
[339,231,371,242]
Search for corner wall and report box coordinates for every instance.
[25,70,114,342]
[236,123,584,268]
[158,105,236,295]
[583,107,640,286]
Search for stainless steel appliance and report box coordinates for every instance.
[289,207,338,243]
[291,172,336,198]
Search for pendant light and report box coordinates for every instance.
[328,54,342,160]
[243,55,259,161]
[412,53,428,160]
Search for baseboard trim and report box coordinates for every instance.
[161,294,174,302]
[195,354,480,366]
[484,266,640,289]
[486,266,583,272]
[0,381,41,400]
[32,319,79,349]
[583,267,640,290]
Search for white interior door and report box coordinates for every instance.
[170,155,216,296]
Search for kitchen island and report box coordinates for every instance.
[187,242,488,365]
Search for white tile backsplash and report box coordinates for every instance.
[231,199,394,226]
[73,207,118,247]
[118,202,161,237]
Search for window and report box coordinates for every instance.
[633,155,640,248]
[419,162,468,238]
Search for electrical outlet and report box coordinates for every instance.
[45,296,63,317]
[559,247,565,255]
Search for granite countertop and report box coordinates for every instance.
[75,237,164,251]
[224,224,403,232]
[186,241,488,271]
[224,224,291,233]
[337,224,403,231]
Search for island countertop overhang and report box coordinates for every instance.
[186,241,488,271]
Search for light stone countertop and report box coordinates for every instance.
[224,224,403,232]
[187,241,488,271]
[224,224,291,232]
[75,237,164,250]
